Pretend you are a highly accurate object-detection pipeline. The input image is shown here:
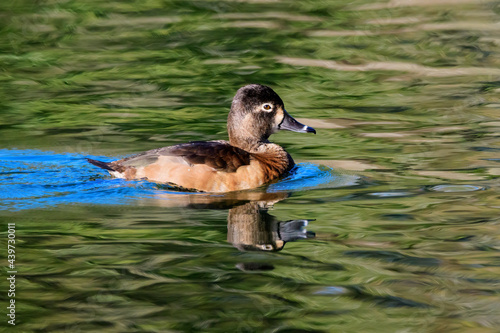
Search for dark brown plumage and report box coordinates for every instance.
[166,141,251,172]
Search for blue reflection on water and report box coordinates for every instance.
[0,149,359,211]
[0,149,158,210]
[268,162,360,192]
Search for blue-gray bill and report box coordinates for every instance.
[278,110,316,134]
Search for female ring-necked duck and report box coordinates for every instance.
[87,84,316,192]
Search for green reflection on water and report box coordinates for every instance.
[2,0,500,331]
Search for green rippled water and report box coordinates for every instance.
[2,0,500,332]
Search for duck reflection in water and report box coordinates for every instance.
[145,191,315,256]
[226,194,315,272]
[228,200,315,252]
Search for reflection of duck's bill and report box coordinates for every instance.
[278,110,316,134]
[279,219,316,242]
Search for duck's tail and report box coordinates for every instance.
[86,158,115,171]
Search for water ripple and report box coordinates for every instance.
[267,163,362,192]
[427,184,487,192]
[0,149,159,210]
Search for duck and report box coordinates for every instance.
[87,84,316,192]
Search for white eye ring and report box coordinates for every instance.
[261,103,273,112]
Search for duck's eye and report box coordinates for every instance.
[262,104,273,112]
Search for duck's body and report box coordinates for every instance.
[90,140,293,192]
[87,84,315,192]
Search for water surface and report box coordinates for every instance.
[2,0,500,332]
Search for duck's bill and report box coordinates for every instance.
[278,110,316,134]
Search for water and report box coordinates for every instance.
[2,0,500,332]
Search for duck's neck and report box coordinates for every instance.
[229,136,269,153]
[230,137,295,179]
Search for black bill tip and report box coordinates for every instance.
[306,126,316,134]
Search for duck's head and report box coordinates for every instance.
[227,84,316,149]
